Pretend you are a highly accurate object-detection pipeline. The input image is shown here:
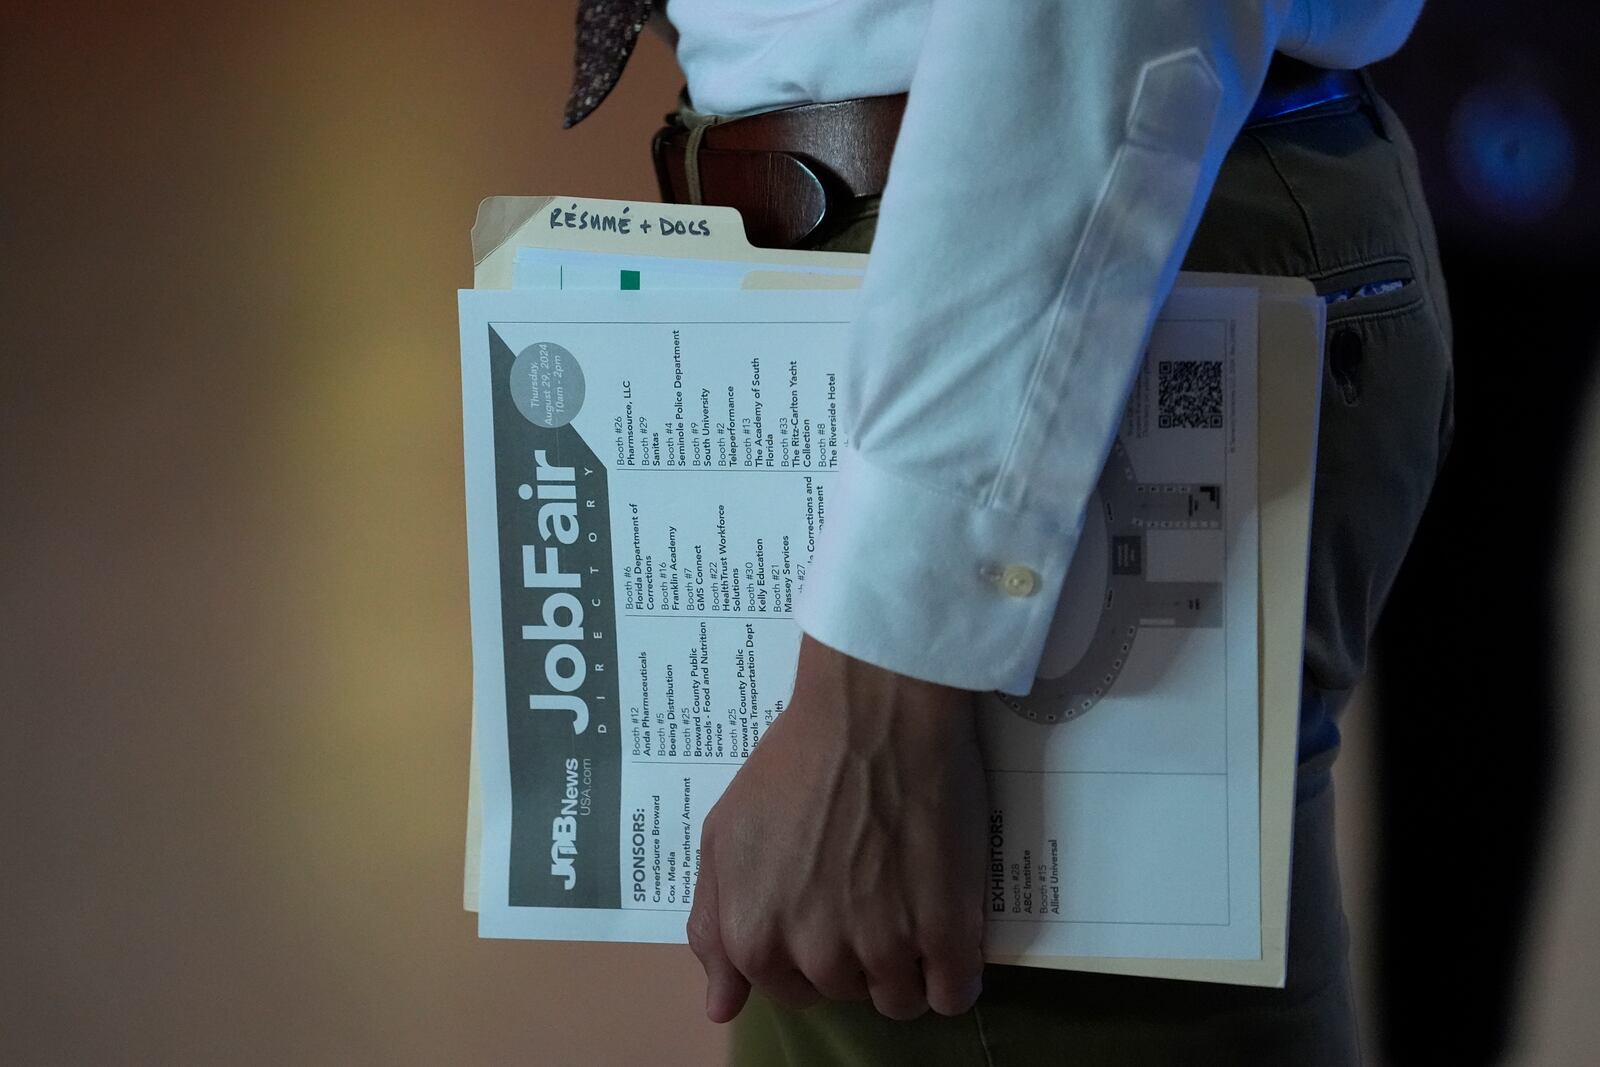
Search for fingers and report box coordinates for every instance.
[923,955,984,1018]
[705,957,754,1023]
[703,948,754,1023]
[687,863,752,1024]
[692,874,984,1024]
[693,907,980,1022]
[742,963,823,1012]
[690,837,822,1019]
[793,945,871,1003]
[859,936,929,1021]
[919,913,986,1017]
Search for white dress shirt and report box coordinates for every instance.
[665,0,1427,694]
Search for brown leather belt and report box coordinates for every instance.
[652,56,1366,249]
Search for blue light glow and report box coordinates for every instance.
[1448,82,1576,222]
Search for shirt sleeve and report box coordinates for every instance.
[794,1,1302,694]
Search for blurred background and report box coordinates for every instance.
[1,2,1594,1064]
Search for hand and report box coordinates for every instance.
[687,635,988,1023]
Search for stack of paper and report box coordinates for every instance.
[460,196,1324,987]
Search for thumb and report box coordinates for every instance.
[687,850,752,1023]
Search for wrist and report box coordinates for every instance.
[794,634,980,741]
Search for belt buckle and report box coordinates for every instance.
[653,120,836,249]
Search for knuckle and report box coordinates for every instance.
[726,932,782,980]
[922,900,982,941]
[795,948,864,1000]
[685,907,716,957]
[918,925,959,960]
[856,937,912,977]
[917,908,982,968]
[698,807,723,843]
[920,920,980,965]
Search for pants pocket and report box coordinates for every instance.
[1302,297,1452,694]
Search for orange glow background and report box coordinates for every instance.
[5,4,1600,1065]
[1,4,718,1062]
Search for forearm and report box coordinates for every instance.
[798,0,1294,693]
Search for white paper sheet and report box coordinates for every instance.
[460,281,1261,960]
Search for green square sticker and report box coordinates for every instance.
[620,270,641,291]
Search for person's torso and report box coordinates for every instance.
[665,0,1428,115]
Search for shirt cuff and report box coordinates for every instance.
[795,447,1081,695]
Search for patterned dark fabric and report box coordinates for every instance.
[565,0,656,127]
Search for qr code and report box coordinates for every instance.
[1157,359,1223,429]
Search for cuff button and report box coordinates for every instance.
[999,564,1039,598]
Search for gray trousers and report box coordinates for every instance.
[726,86,1454,1066]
